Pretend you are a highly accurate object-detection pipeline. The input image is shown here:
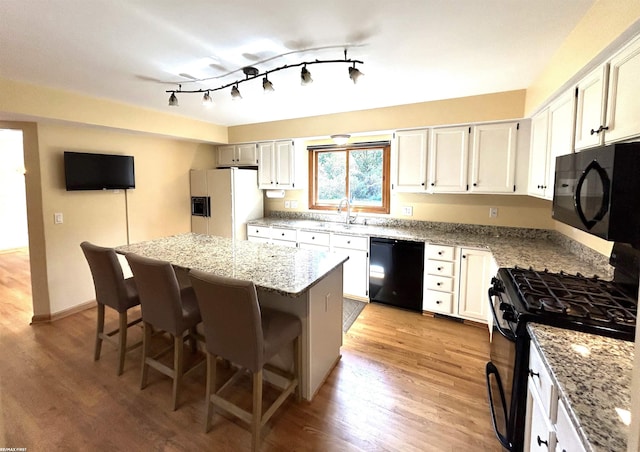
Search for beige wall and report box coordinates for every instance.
[12,121,216,317]
[525,0,640,114]
[0,77,228,144]
[229,90,526,142]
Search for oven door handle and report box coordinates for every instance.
[488,288,516,342]
[486,362,513,451]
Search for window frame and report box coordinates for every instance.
[308,143,390,214]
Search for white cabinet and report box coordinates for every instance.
[469,122,518,193]
[429,126,469,193]
[574,65,608,151]
[528,91,575,200]
[271,227,297,248]
[258,140,296,189]
[297,230,330,251]
[424,244,491,323]
[218,143,258,167]
[605,34,640,144]
[331,234,369,299]
[458,248,492,322]
[392,129,428,192]
[524,345,586,452]
[423,244,457,315]
[247,225,271,244]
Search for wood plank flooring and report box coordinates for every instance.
[0,249,501,451]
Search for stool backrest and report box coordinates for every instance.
[125,253,184,335]
[189,270,263,372]
[81,241,131,312]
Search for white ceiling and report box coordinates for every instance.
[0,0,595,127]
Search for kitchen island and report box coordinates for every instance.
[116,232,348,401]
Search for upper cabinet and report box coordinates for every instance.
[393,121,520,194]
[258,140,296,189]
[528,90,575,200]
[574,65,608,151]
[469,122,518,193]
[217,143,258,167]
[429,126,469,193]
[605,34,640,144]
[574,34,640,151]
[392,129,429,192]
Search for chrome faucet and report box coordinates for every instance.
[337,197,357,224]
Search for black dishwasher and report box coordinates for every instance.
[369,237,424,312]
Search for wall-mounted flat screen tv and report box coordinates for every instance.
[64,151,135,191]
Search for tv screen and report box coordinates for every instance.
[64,151,135,191]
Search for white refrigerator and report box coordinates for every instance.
[190,168,264,240]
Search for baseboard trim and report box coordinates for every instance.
[31,300,95,324]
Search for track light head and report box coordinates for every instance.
[231,85,242,100]
[349,65,363,84]
[168,92,179,107]
[202,91,213,106]
[301,66,313,85]
[262,77,275,92]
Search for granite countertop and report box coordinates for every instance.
[528,324,633,452]
[248,217,613,279]
[116,233,348,297]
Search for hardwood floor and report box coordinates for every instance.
[0,249,501,451]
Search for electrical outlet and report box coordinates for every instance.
[284,201,291,208]
[402,206,413,216]
[54,212,63,224]
[290,200,299,208]
[489,207,498,218]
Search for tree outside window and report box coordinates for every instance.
[309,144,390,214]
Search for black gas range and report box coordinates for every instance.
[486,243,639,451]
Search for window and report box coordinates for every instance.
[308,143,390,214]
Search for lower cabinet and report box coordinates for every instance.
[331,234,369,300]
[424,244,492,323]
[525,345,586,452]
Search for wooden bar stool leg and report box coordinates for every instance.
[172,334,184,411]
[204,352,216,432]
[94,303,105,361]
[117,312,128,376]
[140,322,152,389]
[251,369,263,452]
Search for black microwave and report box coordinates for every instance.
[191,196,210,217]
[552,142,640,247]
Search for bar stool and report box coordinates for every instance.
[125,253,203,411]
[189,270,301,452]
[80,241,142,376]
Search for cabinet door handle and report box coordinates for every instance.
[437,282,442,286]
[536,436,549,448]
[421,182,425,186]
[431,182,435,186]
[281,233,285,236]
[473,183,477,187]
[528,369,540,378]
[437,266,443,271]
[438,251,443,255]
[436,300,442,304]
[462,255,466,259]
[590,125,609,135]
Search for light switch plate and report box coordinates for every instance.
[284,201,291,208]
[54,212,63,224]
[291,200,299,208]
[489,207,498,218]
[402,206,413,216]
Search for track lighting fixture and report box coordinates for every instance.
[349,65,364,84]
[165,50,364,106]
[301,66,313,85]
[231,85,242,99]
[262,76,275,92]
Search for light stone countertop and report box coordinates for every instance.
[248,217,613,279]
[116,232,348,297]
[528,324,633,452]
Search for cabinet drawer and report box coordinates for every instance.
[427,244,456,261]
[426,260,455,276]
[529,346,558,422]
[298,230,330,246]
[556,399,586,452]
[424,290,453,314]
[247,225,271,238]
[426,275,454,292]
[331,234,368,250]
[271,227,297,242]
